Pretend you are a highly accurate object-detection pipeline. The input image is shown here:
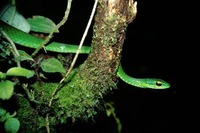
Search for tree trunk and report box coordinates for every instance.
[17,0,137,132]
[55,0,137,122]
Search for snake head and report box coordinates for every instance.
[144,78,170,89]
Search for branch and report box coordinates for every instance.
[31,0,73,57]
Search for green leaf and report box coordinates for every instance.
[41,58,66,73]
[18,50,34,61]
[5,112,12,119]
[0,72,6,79]
[0,115,7,122]
[0,4,30,33]
[4,118,20,133]
[106,109,112,117]
[0,107,6,117]
[6,67,34,78]
[27,15,59,33]
[0,80,14,100]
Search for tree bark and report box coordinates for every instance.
[55,0,137,122]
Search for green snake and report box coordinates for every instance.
[0,21,170,89]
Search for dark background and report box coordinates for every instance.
[1,0,177,132]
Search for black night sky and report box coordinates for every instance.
[0,0,177,132]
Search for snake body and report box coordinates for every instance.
[0,21,170,89]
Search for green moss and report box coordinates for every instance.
[16,97,46,132]
[55,73,102,123]
[17,70,115,129]
[31,82,58,104]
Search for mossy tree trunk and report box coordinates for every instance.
[17,0,137,132]
[55,0,137,122]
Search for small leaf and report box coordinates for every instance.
[0,107,6,117]
[27,15,59,33]
[18,50,34,61]
[4,117,20,133]
[0,72,6,79]
[0,80,14,100]
[41,58,66,73]
[6,67,34,78]
[0,115,7,122]
[5,112,12,119]
[106,109,112,117]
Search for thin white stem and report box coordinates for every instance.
[59,0,98,85]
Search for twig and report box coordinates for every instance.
[22,84,41,104]
[105,102,122,133]
[0,28,21,67]
[44,1,73,133]
[61,0,98,84]
[48,0,99,107]
[31,0,73,57]
[46,114,50,133]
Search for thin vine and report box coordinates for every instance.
[31,0,73,57]
[48,0,99,109]
[44,0,73,132]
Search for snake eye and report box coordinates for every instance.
[156,81,162,86]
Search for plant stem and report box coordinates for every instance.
[0,29,21,67]
[31,0,73,57]
[43,1,73,132]
[48,0,98,109]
